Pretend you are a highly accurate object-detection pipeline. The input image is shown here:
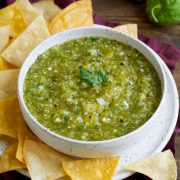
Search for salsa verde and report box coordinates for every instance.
[24,37,162,141]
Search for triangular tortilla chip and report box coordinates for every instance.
[17,0,39,24]
[62,157,120,180]
[114,24,138,38]
[49,0,93,34]
[23,139,70,180]
[0,69,19,99]
[33,0,61,23]
[0,25,10,53]
[0,136,25,173]
[124,150,177,180]
[0,96,22,138]
[2,15,50,67]
[0,3,27,39]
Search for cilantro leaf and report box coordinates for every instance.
[80,66,106,87]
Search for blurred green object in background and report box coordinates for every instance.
[146,0,180,26]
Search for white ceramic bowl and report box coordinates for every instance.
[18,27,166,158]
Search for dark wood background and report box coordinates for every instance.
[92,0,180,179]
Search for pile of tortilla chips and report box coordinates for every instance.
[0,0,177,180]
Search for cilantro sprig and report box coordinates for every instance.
[80,66,106,87]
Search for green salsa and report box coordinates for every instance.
[24,37,162,141]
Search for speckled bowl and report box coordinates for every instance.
[18,27,166,158]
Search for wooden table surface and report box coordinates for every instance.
[92,0,180,179]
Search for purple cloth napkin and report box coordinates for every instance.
[0,0,180,179]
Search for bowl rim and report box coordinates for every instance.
[18,26,166,145]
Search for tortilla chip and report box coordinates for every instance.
[58,176,71,180]
[0,26,10,53]
[0,136,25,173]
[2,58,17,69]
[0,4,14,27]
[2,15,50,67]
[0,4,14,21]
[0,56,4,70]
[23,139,70,180]
[124,150,177,180]
[114,24,138,38]
[12,3,28,38]
[17,0,39,24]
[0,96,23,138]
[16,118,38,163]
[0,69,19,99]
[33,0,61,23]
[0,3,27,39]
[49,0,93,34]
[62,157,120,180]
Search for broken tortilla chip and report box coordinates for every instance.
[23,139,70,180]
[0,96,22,138]
[114,24,138,38]
[0,25,10,53]
[33,0,61,23]
[0,69,19,99]
[2,15,50,67]
[124,150,177,180]
[49,0,93,34]
[62,157,120,180]
[0,136,25,173]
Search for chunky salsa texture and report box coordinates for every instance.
[24,37,162,141]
